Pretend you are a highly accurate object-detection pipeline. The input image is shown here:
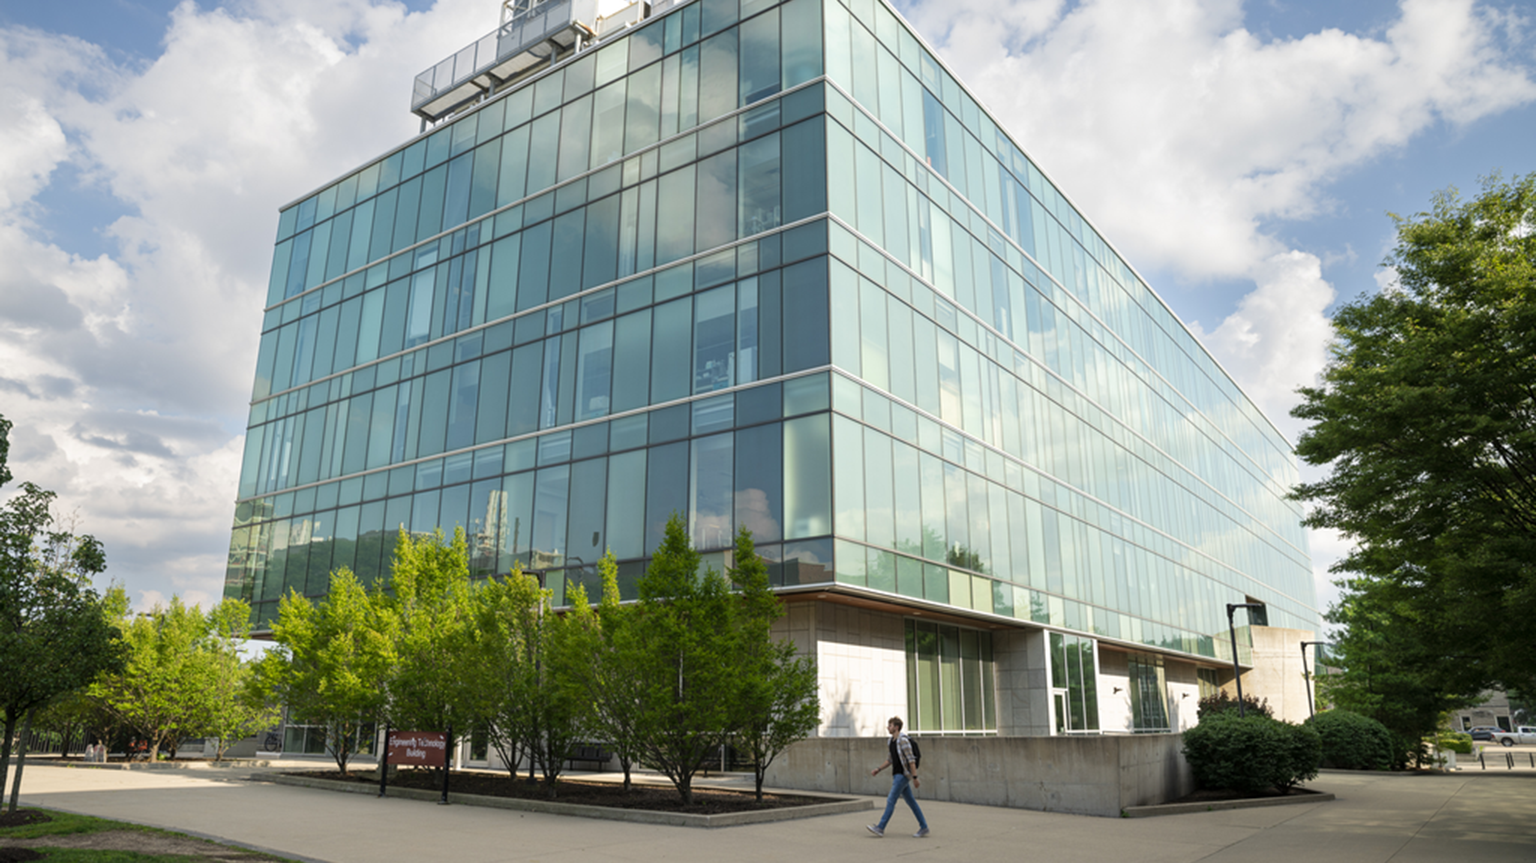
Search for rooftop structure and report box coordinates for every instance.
[412,0,651,124]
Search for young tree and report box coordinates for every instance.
[382,529,477,738]
[261,568,392,774]
[728,527,820,802]
[528,578,595,793]
[1292,172,1536,699]
[91,596,218,761]
[201,599,278,760]
[463,566,544,782]
[628,515,738,806]
[566,550,644,792]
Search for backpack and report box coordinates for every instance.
[906,734,922,769]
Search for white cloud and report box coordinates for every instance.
[1305,523,1352,632]
[1188,250,1335,441]
[0,0,493,611]
[902,0,1536,282]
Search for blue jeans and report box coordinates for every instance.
[877,773,928,831]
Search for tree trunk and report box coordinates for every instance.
[7,710,34,814]
[620,755,632,792]
[0,714,17,810]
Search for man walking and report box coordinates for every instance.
[867,716,930,838]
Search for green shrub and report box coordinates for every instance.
[1434,731,1472,755]
[1304,709,1395,770]
[1196,691,1273,720]
[1182,713,1321,793]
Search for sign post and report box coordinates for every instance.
[378,727,391,797]
[441,724,452,805]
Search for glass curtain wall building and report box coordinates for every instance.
[224,0,1318,738]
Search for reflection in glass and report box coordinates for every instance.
[693,285,735,393]
[531,465,569,569]
[690,432,734,549]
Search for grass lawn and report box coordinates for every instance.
[0,808,294,862]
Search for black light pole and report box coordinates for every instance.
[1226,603,1265,718]
[1300,641,1327,719]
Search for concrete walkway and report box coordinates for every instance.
[13,762,1536,863]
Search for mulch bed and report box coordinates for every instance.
[0,811,50,830]
[0,811,51,863]
[295,769,824,815]
[1171,786,1321,804]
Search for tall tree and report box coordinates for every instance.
[1293,173,1536,700]
[1318,578,1472,765]
[0,414,124,810]
[727,527,820,802]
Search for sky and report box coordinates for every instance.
[0,0,1533,628]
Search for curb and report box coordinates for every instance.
[1123,790,1334,818]
[270,773,872,827]
[45,760,280,771]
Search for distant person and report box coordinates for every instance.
[867,716,929,838]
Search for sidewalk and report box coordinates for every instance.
[14,763,1536,863]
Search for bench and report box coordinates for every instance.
[566,743,613,770]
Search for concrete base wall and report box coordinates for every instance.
[1229,626,1315,724]
[765,733,1195,818]
[995,628,1050,735]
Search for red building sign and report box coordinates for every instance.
[386,732,448,767]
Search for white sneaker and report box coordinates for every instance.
[866,825,884,837]
[914,827,931,838]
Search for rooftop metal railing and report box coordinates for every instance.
[411,0,596,122]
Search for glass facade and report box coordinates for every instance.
[225,0,1317,698]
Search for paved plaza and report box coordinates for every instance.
[13,760,1536,863]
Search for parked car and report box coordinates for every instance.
[1468,726,1500,741]
[1493,727,1536,747]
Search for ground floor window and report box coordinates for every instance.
[283,724,329,755]
[282,717,375,756]
[1051,633,1099,733]
[905,619,996,733]
[1129,653,1170,732]
[1197,667,1220,700]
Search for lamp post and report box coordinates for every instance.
[1226,603,1265,718]
[1300,640,1327,719]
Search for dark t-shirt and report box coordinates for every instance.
[889,737,904,775]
